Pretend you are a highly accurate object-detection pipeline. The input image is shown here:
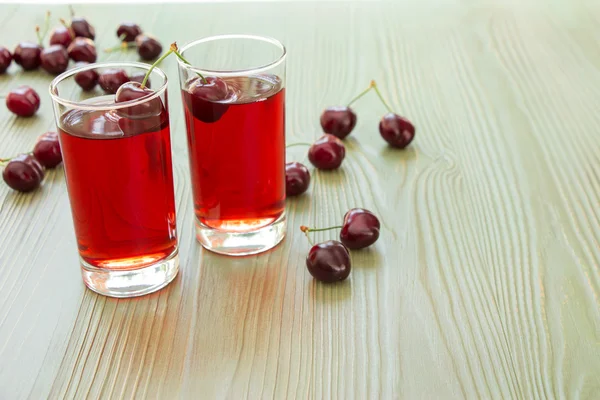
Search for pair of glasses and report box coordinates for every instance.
[49,35,287,298]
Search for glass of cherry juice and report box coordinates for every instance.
[49,62,179,297]
[177,35,287,256]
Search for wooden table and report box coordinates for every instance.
[1,1,600,398]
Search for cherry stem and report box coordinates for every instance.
[140,42,177,88]
[347,80,394,113]
[0,157,13,165]
[347,80,375,107]
[371,81,393,113]
[172,49,206,83]
[301,225,343,234]
[36,26,42,46]
[59,18,75,39]
[103,34,131,53]
[300,226,314,246]
[36,11,51,46]
[69,4,75,17]
[104,42,136,53]
[286,142,312,148]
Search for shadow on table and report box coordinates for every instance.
[310,278,352,304]
[380,144,417,164]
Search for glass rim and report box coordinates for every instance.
[177,34,287,77]
[49,61,168,111]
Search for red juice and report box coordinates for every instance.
[58,104,177,269]
[182,75,285,232]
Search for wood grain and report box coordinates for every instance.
[1,1,599,398]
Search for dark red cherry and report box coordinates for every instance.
[308,134,346,170]
[70,17,95,39]
[0,47,12,73]
[340,208,380,249]
[6,86,40,117]
[306,240,351,283]
[2,154,44,192]
[49,26,73,47]
[117,22,142,42]
[67,38,97,63]
[98,68,129,94]
[33,132,62,168]
[74,62,99,91]
[115,82,165,135]
[184,76,230,123]
[136,35,162,60]
[379,113,415,148]
[13,42,42,70]
[285,162,310,196]
[320,106,357,139]
[129,71,150,88]
[40,45,69,75]
[115,81,161,117]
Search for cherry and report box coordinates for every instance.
[129,71,150,88]
[136,35,162,60]
[117,22,142,42]
[379,113,415,148]
[13,42,42,70]
[305,240,351,283]
[184,76,231,123]
[115,82,165,135]
[115,82,161,117]
[40,45,69,75]
[2,154,44,192]
[308,134,346,170]
[285,162,311,196]
[320,106,357,139]
[6,86,40,117]
[67,38,97,63]
[49,26,73,47]
[98,68,129,94]
[74,62,99,91]
[70,17,95,40]
[340,208,380,249]
[33,132,62,168]
[0,47,12,73]
[319,82,377,139]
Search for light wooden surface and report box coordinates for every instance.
[1,1,600,398]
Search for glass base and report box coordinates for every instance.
[195,213,286,256]
[80,249,179,298]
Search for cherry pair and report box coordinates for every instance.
[284,134,346,197]
[105,22,162,61]
[40,28,97,76]
[321,80,415,148]
[1,132,62,192]
[302,209,381,283]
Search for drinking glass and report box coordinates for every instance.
[50,62,179,297]
[177,34,287,256]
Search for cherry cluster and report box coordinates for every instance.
[72,21,164,94]
[105,22,163,61]
[0,10,97,78]
[1,132,62,192]
[1,9,97,118]
[74,66,150,94]
[286,81,415,283]
[2,27,408,284]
